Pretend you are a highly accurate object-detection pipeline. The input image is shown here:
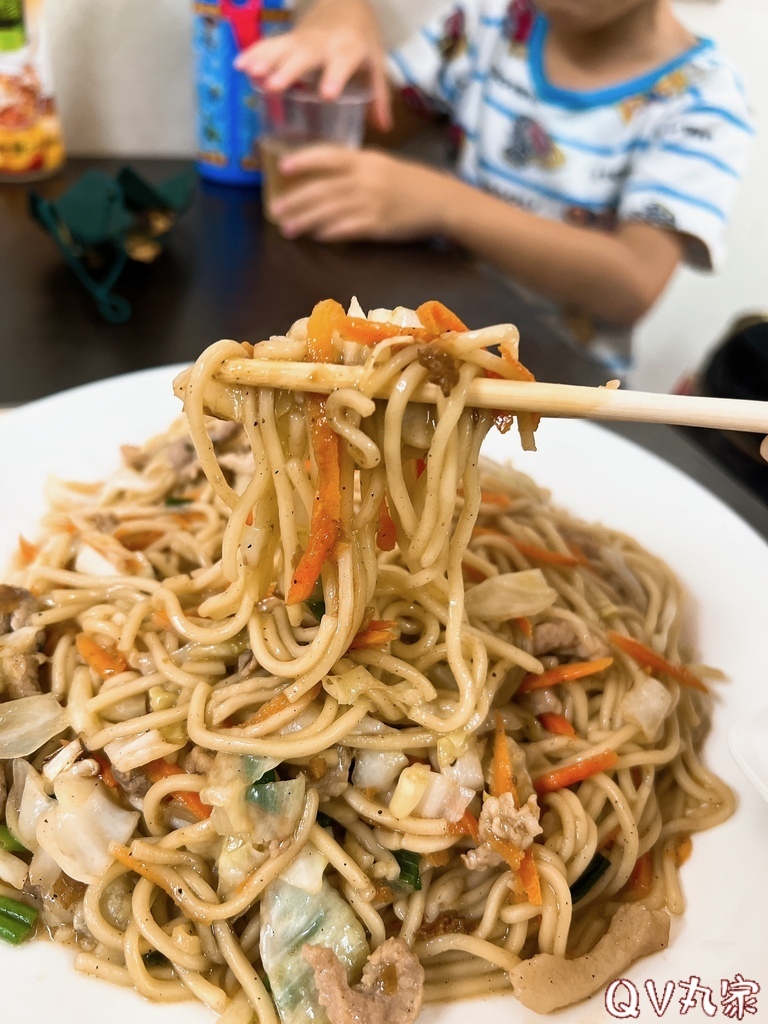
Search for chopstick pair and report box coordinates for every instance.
[175,356,768,434]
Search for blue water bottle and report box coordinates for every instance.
[193,0,293,187]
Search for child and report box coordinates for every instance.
[236,0,754,374]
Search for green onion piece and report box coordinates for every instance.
[393,849,422,892]
[143,950,169,968]
[569,852,611,904]
[316,811,335,829]
[0,825,27,853]
[0,896,39,928]
[0,914,33,945]
[164,496,191,506]
[306,598,325,622]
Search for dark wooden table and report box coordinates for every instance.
[2,158,766,540]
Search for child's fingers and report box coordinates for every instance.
[318,45,367,101]
[270,177,349,223]
[314,216,370,242]
[279,144,355,176]
[370,60,392,131]
[234,37,292,79]
[266,46,324,92]
[280,198,356,239]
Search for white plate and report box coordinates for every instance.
[2,366,768,1024]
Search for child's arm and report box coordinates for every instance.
[234,0,391,129]
[271,147,684,327]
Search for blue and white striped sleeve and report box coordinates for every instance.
[618,64,754,270]
[386,2,479,116]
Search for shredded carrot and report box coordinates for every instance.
[624,850,654,899]
[448,808,480,843]
[18,535,39,564]
[244,682,322,728]
[415,300,468,335]
[414,458,427,478]
[117,529,163,552]
[75,633,127,678]
[349,619,398,650]
[518,656,614,694]
[478,490,512,508]
[152,609,173,630]
[501,353,536,384]
[538,712,576,737]
[600,825,621,850]
[512,540,582,566]
[306,297,345,362]
[245,509,254,527]
[607,631,708,693]
[487,834,523,872]
[422,849,451,869]
[287,397,342,605]
[499,346,541,449]
[376,497,397,551]
[462,560,488,583]
[519,847,542,906]
[534,749,619,794]
[341,316,430,345]
[491,712,518,801]
[675,835,693,866]
[515,616,533,640]
[111,844,178,898]
[93,754,119,790]
[244,692,290,726]
[144,758,212,821]
[287,301,346,608]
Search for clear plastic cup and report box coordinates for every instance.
[254,77,371,221]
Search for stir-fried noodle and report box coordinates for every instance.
[0,300,732,1020]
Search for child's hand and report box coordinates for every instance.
[268,146,451,241]
[234,0,391,129]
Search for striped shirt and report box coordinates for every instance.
[388,0,754,372]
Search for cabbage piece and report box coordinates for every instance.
[74,533,154,578]
[619,677,673,741]
[103,729,185,772]
[36,773,139,884]
[0,848,28,889]
[201,752,303,843]
[389,764,431,819]
[15,762,55,850]
[260,877,369,1024]
[464,570,557,622]
[0,694,68,758]
[202,752,281,811]
[367,306,423,328]
[414,772,474,822]
[217,835,267,897]
[389,765,474,823]
[439,747,485,792]
[323,665,415,717]
[28,846,62,889]
[279,843,328,895]
[351,749,408,791]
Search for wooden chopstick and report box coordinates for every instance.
[176,357,768,433]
